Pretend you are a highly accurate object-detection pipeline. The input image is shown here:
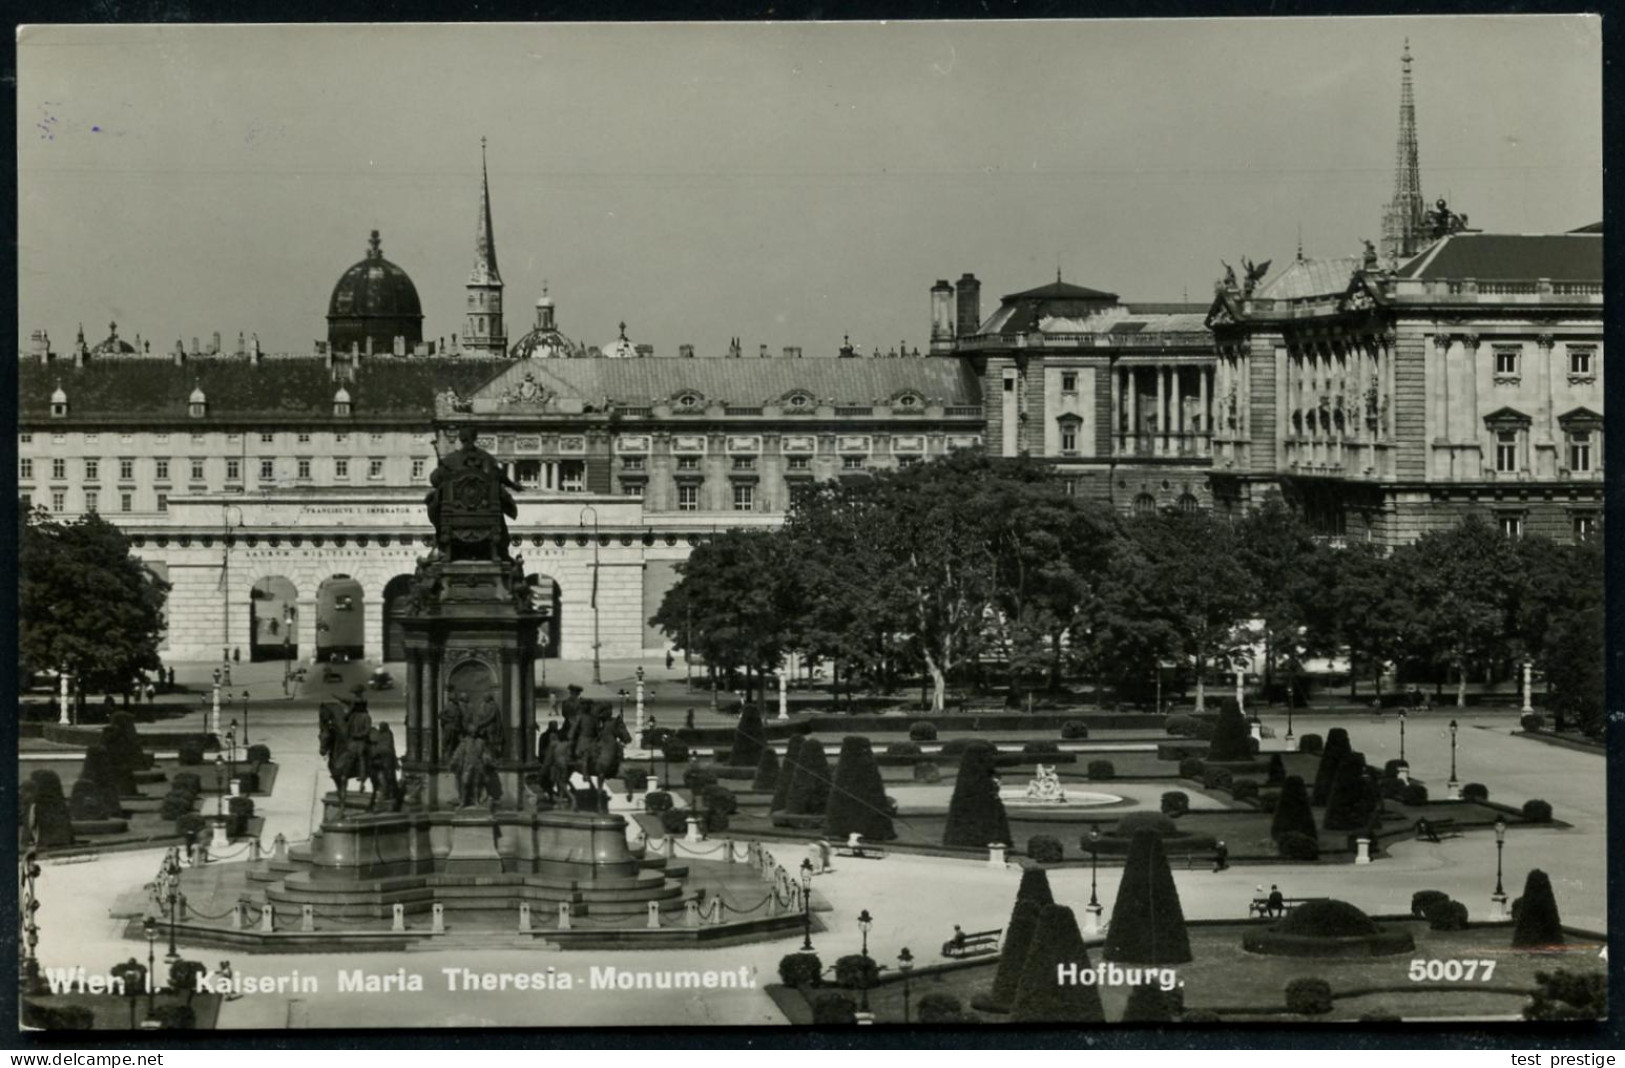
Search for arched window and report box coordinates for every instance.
[1177,493,1200,513]
[1133,493,1158,516]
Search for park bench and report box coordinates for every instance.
[1249,896,1327,919]
[1414,818,1458,842]
[942,927,1002,959]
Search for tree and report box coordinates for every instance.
[109,958,147,1030]
[1512,536,1604,735]
[1511,869,1565,949]
[1103,830,1192,965]
[983,896,1040,1013]
[648,530,795,705]
[1397,516,1521,707]
[785,739,831,816]
[770,735,804,812]
[27,770,74,847]
[1235,493,1325,701]
[20,509,169,713]
[728,703,767,768]
[1524,970,1606,1020]
[823,736,895,841]
[752,746,781,793]
[1011,905,1106,1023]
[1206,700,1253,762]
[1094,510,1253,711]
[942,742,1010,848]
[71,745,125,819]
[1270,774,1317,844]
[1322,751,1372,831]
[1311,728,1351,806]
[1323,541,1413,699]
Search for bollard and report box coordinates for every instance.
[1083,903,1104,936]
[231,901,245,930]
[249,838,262,862]
[663,836,677,860]
[273,833,288,861]
[300,905,314,932]
[722,838,735,863]
[519,902,532,934]
[260,904,275,932]
[558,902,572,931]
[646,901,661,929]
[987,842,1007,869]
[392,904,405,932]
[431,903,445,934]
[684,900,700,928]
[686,817,703,843]
[1354,837,1372,865]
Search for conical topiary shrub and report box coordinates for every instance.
[1206,701,1253,762]
[26,770,74,847]
[981,896,1041,1014]
[74,745,126,818]
[1511,869,1565,948]
[942,742,1010,849]
[785,740,831,816]
[729,703,767,768]
[1270,775,1317,842]
[770,735,804,812]
[1312,728,1351,806]
[1122,982,1179,1023]
[1017,866,1055,907]
[823,736,895,841]
[1103,830,1192,965]
[1010,904,1106,1023]
[752,746,781,792]
[1322,751,1371,831]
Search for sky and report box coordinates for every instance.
[17,16,1603,359]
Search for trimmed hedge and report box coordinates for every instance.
[1400,783,1429,806]
[1102,831,1191,965]
[644,791,674,814]
[659,808,693,835]
[1512,869,1564,948]
[1061,720,1089,740]
[834,954,879,992]
[752,747,781,792]
[916,993,964,1024]
[909,721,938,742]
[1231,780,1260,802]
[810,993,856,1025]
[1160,791,1189,817]
[942,742,1009,849]
[178,740,205,766]
[912,761,941,783]
[824,736,896,842]
[1297,733,1324,756]
[886,742,922,756]
[1027,835,1064,863]
[1460,782,1489,802]
[1178,758,1204,780]
[1284,978,1333,1016]
[778,952,822,988]
[1410,890,1450,918]
[1023,741,1060,756]
[1522,799,1553,823]
[662,739,690,764]
[246,743,272,765]
[1087,760,1115,781]
[1202,767,1233,790]
[1424,898,1469,932]
[1012,905,1106,1022]
[1520,712,1545,732]
[1276,831,1319,860]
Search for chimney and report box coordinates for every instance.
[679,344,694,359]
[210,331,221,355]
[931,279,955,352]
[635,344,653,359]
[173,340,186,366]
[393,335,406,356]
[191,336,200,356]
[955,274,981,338]
[759,344,769,359]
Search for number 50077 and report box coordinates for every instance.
[1408,959,1496,982]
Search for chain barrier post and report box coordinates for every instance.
[557,902,572,930]
[518,902,532,934]
[646,901,661,929]
[684,900,699,928]
[272,833,287,862]
[392,904,405,932]
[431,903,445,934]
[300,904,315,932]
[260,904,275,932]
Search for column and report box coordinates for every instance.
[1154,367,1166,455]
[1198,364,1209,439]
[1538,335,1557,476]
[1128,367,1140,442]
[1109,364,1122,455]
[426,656,442,763]
[1462,334,1480,474]
[296,598,318,662]
[1434,333,1452,443]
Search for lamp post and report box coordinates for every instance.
[214,755,226,821]
[1284,697,1294,742]
[142,917,158,1016]
[856,908,873,1012]
[618,688,629,721]
[162,848,181,960]
[580,505,602,685]
[897,947,914,1024]
[635,666,646,739]
[1085,826,1104,933]
[282,605,295,697]
[646,716,659,777]
[239,690,251,747]
[1492,816,1508,916]
[1398,710,1406,763]
[227,722,238,788]
[1448,718,1459,795]
[799,859,815,951]
[209,670,222,737]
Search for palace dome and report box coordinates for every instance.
[509,286,581,359]
[326,230,424,354]
[89,321,137,356]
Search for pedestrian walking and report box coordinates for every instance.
[145,681,156,704]
[1213,840,1229,872]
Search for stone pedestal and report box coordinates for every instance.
[1083,903,1104,936]
[392,904,405,931]
[987,842,1006,869]
[1354,837,1372,865]
[444,812,506,874]
[686,817,703,843]
[519,902,532,933]
[432,903,445,933]
[1491,892,1509,920]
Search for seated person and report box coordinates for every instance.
[951,924,967,949]
[1266,885,1286,917]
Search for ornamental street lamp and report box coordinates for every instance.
[580,505,602,685]
[162,848,182,960]
[856,908,874,1012]
[1088,828,1102,910]
[238,690,251,746]
[897,947,914,1024]
[282,606,296,697]
[1398,710,1406,763]
[646,716,659,777]
[799,859,815,951]
[1448,719,1460,794]
[1285,699,1294,742]
[227,722,238,786]
[618,689,629,720]
[214,755,226,820]
[1492,816,1508,914]
[142,917,159,1016]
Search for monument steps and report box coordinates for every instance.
[403,932,564,952]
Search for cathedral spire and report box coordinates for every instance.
[463,137,508,356]
[1381,40,1427,261]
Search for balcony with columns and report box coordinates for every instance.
[1110,362,1214,461]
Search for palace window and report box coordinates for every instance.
[1495,430,1520,473]
[83,490,98,514]
[20,493,31,511]
[1063,478,1078,497]
[1059,418,1080,455]
[120,433,132,444]
[621,456,646,472]
[298,432,311,444]
[156,493,167,513]
[731,456,756,471]
[733,483,755,511]
[677,484,699,512]
[52,433,65,445]
[841,455,866,471]
[84,459,99,481]
[226,458,241,481]
[676,456,700,472]
[226,432,241,444]
[1497,514,1524,539]
[20,433,31,444]
[297,457,312,481]
[897,455,922,468]
[20,458,32,480]
[1061,371,1078,393]
[335,432,350,445]
[1568,431,1593,473]
[370,432,385,443]
[334,458,349,480]
[120,492,132,514]
[260,458,275,481]
[260,432,274,444]
[559,461,584,492]
[412,458,426,481]
[190,459,205,481]
[786,456,810,471]
[1493,346,1519,376]
[1569,346,1595,377]
[368,458,385,480]
[622,483,644,499]
[51,490,65,512]
[154,458,169,481]
[1573,514,1597,542]
[1133,493,1158,516]
[154,432,168,444]
[191,433,205,445]
[85,433,99,444]
[1178,493,1200,513]
[51,458,66,480]
[119,458,134,480]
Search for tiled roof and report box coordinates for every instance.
[1000,279,1120,303]
[467,356,983,408]
[1252,256,1363,301]
[1396,233,1602,282]
[18,357,507,423]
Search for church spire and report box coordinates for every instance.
[462,137,508,357]
[1381,40,1427,261]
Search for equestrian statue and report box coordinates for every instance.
[318,687,402,812]
[539,691,630,813]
